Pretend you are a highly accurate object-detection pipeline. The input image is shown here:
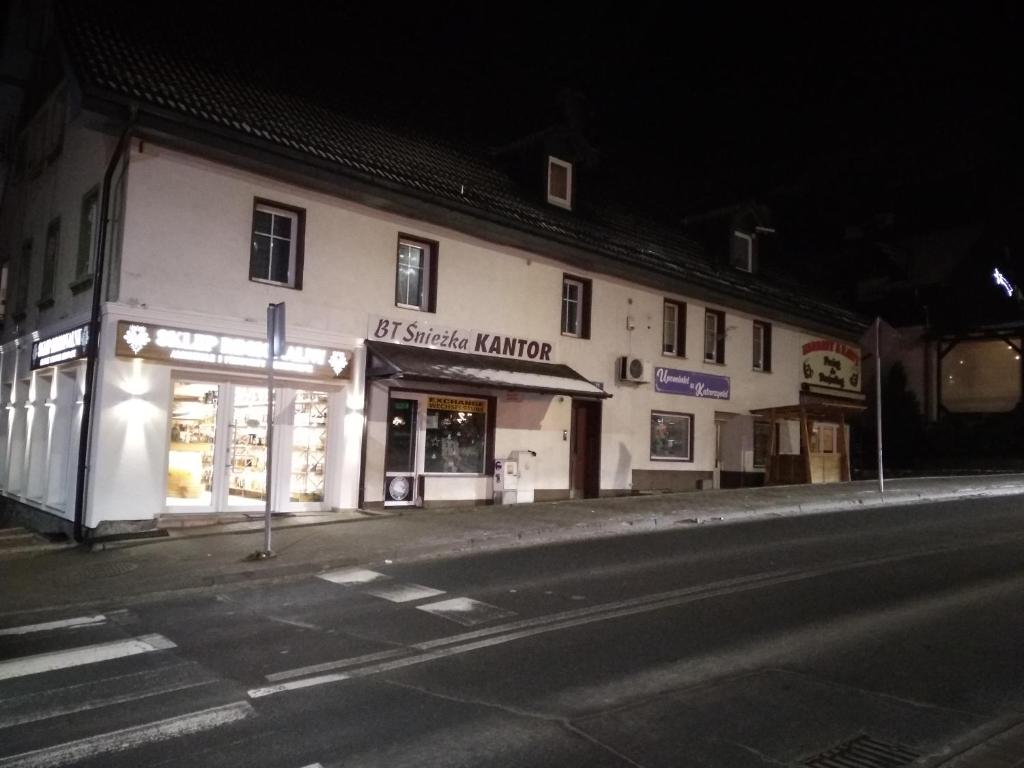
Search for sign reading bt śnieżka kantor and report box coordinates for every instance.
[368,315,555,362]
[653,367,731,399]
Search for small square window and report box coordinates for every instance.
[395,234,438,312]
[704,309,725,363]
[753,320,772,372]
[731,230,753,272]
[250,200,304,289]
[561,274,591,338]
[547,156,573,210]
[663,300,686,356]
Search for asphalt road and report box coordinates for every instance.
[4,496,1024,767]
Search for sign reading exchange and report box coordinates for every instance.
[802,339,861,392]
[654,367,731,400]
[369,315,555,363]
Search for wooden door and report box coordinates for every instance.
[570,400,601,498]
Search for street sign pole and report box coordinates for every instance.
[875,316,884,494]
[253,302,285,559]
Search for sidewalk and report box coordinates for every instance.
[3,474,1024,615]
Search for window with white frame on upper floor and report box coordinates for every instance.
[74,185,100,289]
[561,274,591,338]
[547,156,573,210]
[13,240,31,320]
[38,218,59,308]
[731,230,754,272]
[704,308,725,363]
[250,199,304,289]
[395,234,438,312]
[752,320,772,372]
[663,299,686,356]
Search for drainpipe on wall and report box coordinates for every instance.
[73,111,136,542]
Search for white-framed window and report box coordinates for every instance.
[731,230,753,272]
[753,320,772,372]
[12,240,31,319]
[650,410,693,462]
[547,156,573,210]
[561,275,590,338]
[663,299,686,356]
[395,235,437,312]
[704,309,725,363]
[39,218,59,307]
[250,200,303,288]
[74,185,99,285]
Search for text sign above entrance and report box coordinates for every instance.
[802,340,861,392]
[653,367,731,399]
[31,323,90,369]
[427,396,485,413]
[115,321,352,381]
[369,315,555,363]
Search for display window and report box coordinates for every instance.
[650,410,693,462]
[381,390,492,506]
[166,379,331,512]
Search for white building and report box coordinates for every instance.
[0,6,866,538]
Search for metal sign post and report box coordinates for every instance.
[875,316,884,494]
[252,302,285,559]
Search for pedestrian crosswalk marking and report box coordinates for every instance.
[0,634,175,682]
[363,583,446,603]
[0,701,253,768]
[0,615,106,637]
[417,597,517,626]
[0,663,216,730]
[318,567,387,585]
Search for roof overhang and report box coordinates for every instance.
[366,341,611,399]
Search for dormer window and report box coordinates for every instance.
[547,156,573,210]
[731,230,754,272]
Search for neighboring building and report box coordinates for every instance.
[0,4,866,537]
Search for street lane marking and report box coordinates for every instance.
[318,568,388,585]
[249,673,350,698]
[0,615,106,636]
[0,701,253,768]
[259,546,979,697]
[264,648,409,682]
[417,597,517,626]
[363,583,445,603]
[0,633,175,681]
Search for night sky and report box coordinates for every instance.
[193,3,1023,227]
[13,2,1024,292]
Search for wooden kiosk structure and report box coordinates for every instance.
[751,396,866,485]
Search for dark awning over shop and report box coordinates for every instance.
[365,341,611,399]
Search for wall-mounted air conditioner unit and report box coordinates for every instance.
[617,356,651,383]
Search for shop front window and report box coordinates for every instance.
[291,390,328,502]
[424,396,487,474]
[167,382,218,506]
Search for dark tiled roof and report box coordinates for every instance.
[57,3,867,335]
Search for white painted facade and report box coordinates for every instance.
[1,112,858,532]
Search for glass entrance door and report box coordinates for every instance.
[384,398,418,506]
[167,380,333,513]
[228,386,270,507]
